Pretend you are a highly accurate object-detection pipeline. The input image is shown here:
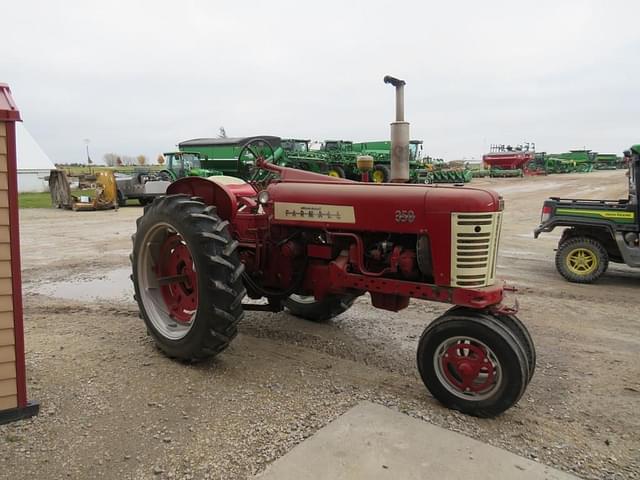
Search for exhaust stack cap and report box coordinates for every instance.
[383,75,406,88]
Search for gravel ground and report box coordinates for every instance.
[0,169,638,480]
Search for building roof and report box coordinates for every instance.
[0,83,21,121]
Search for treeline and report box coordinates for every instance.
[103,153,149,166]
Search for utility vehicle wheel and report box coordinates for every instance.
[285,293,358,322]
[131,195,246,361]
[371,164,390,183]
[117,190,127,207]
[417,310,529,417]
[139,197,153,206]
[327,165,346,179]
[555,236,608,283]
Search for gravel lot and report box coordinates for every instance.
[1,170,638,480]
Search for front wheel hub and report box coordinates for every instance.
[566,247,597,275]
[435,337,501,400]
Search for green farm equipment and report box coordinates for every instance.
[173,134,467,184]
[282,138,428,183]
[471,168,491,178]
[413,158,473,184]
[278,139,354,179]
[178,136,284,179]
[543,150,596,173]
[490,168,524,178]
[594,153,620,170]
[159,152,223,181]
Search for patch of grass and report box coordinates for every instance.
[19,189,105,209]
[18,192,51,208]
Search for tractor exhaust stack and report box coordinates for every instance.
[384,75,410,182]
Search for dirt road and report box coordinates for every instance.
[1,170,638,480]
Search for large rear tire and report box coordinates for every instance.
[555,236,608,283]
[285,293,358,322]
[131,195,246,361]
[371,164,390,183]
[417,310,529,417]
[326,165,346,179]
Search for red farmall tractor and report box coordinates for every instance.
[131,77,535,417]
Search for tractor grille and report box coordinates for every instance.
[450,212,502,287]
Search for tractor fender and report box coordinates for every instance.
[167,176,254,221]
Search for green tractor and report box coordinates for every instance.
[534,145,640,282]
[158,152,222,181]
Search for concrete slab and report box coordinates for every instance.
[257,402,579,480]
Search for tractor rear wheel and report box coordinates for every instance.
[131,195,246,361]
[417,309,529,417]
[285,293,358,322]
[555,236,608,283]
[371,164,390,183]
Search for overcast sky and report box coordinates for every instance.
[2,0,639,164]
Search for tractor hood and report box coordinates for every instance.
[266,181,501,233]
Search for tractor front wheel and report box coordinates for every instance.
[417,309,529,417]
[555,236,608,283]
[131,195,246,361]
[285,293,359,322]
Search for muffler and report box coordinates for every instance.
[384,75,410,182]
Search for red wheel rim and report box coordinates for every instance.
[434,336,502,400]
[157,233,198,324]
[441,342,494,393]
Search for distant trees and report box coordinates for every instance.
[103,153,119,166]
[103,153,151,166]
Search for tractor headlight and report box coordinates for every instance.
[257,190,270,205]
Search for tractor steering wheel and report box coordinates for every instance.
[237,138,276,184]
